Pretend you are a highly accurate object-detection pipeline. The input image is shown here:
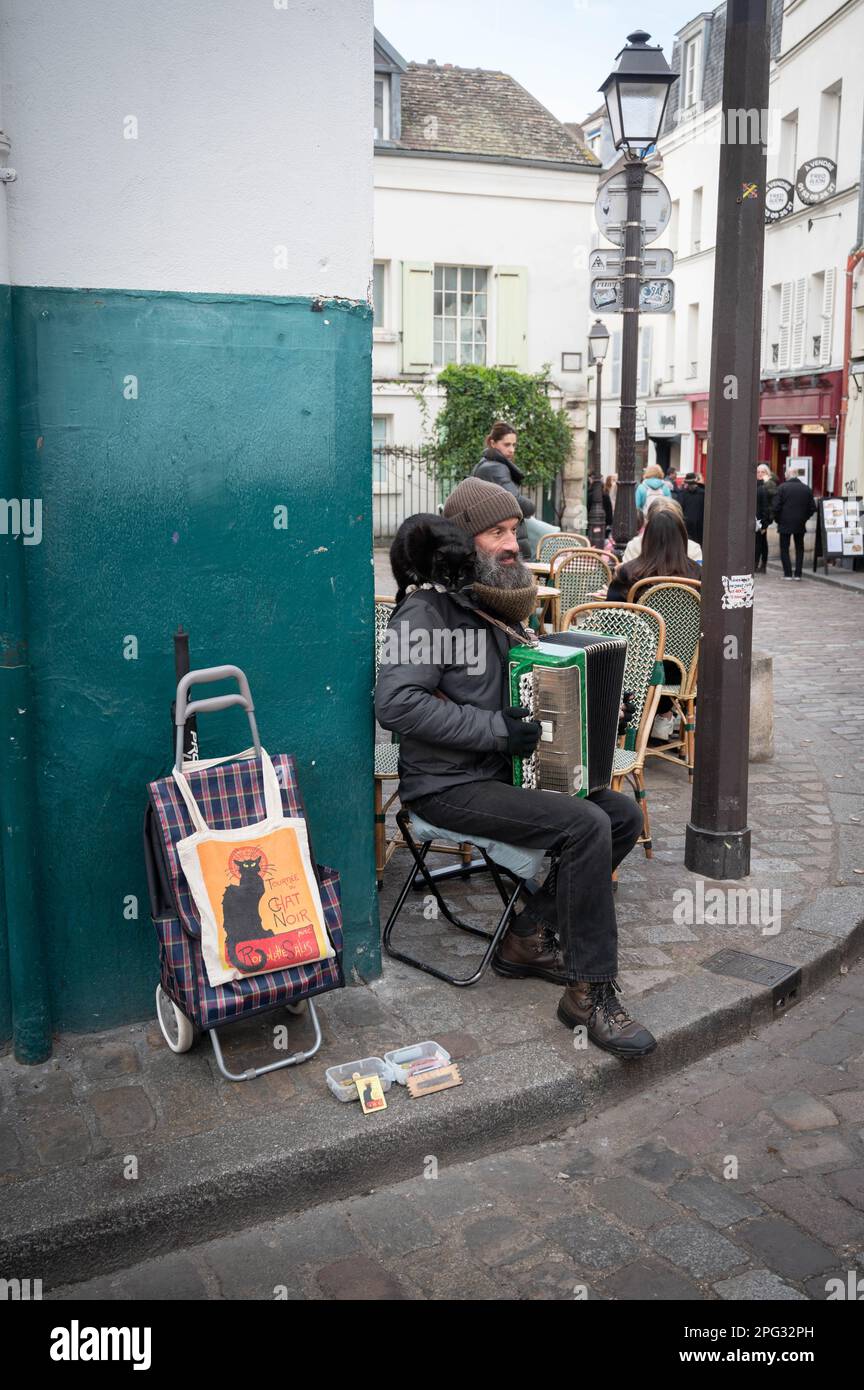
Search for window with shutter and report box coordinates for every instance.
[494,266,528,370]
[820,267,836,366]
[639,326,653,395]
[401,262,434,372]
[433,266,488,367]
[778,281,792,369]
[610,331,621,396]
[791,277,807,368]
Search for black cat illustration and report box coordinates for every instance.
[221,856,273,972]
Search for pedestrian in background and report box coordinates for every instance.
[635,462,672,514]
[755,464,774,573]
[772,465,816,580]
[679,472,705,546]
[472,421,535,558]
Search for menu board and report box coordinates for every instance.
[817,495,863,566]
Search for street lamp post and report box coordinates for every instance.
[599,30,677,553]
[587,319,610,548]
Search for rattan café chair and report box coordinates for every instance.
[562,601,666,859]
[536,532,589,563]
[626,577,701,777]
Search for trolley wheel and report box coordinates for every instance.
[285,999,308,1016]
[155,985,195,1054]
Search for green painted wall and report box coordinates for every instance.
[4,286,378,1039]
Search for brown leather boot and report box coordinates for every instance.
[492,919,567,984]
[557,979,657,1059]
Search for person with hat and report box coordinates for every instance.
[375,476,657,1060]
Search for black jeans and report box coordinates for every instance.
[755,530,769,570]
[779,531,805,577]
[409,777,643,982]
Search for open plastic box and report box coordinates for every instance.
[384,1041,451,1085]
[325,1056,393,1103]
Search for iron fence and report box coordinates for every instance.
[372,446,562,541]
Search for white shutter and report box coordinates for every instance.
[494,266,528,370]
[610,330,622,395]
[791,276,807,368]
[820,267,836,367]
[760,288,767,372]
[639,326,653,395]
[778,280,793,370]
[401,262,434,371]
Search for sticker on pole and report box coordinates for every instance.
[720,574,754,609]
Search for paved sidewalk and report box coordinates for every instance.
[1,568,863,1288]
[47,957,864,1300]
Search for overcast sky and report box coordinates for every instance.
[374,0,703,124]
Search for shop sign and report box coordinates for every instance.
[765,178,794,222]
[795,157,837,206]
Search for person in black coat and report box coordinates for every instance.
[472,421,535,558]
[772,468,817,579]
[679,473,705,545]
[755,466,774,573]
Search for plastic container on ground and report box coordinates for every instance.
[325,1056,393,1102]
[384,1041,451,1085]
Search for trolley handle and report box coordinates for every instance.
[174,665,262,768]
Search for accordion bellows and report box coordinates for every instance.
[509,631,628,797]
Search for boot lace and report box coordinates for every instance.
[587,979,633,1029]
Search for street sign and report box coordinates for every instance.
[588,246,674,276]
[639,278,675,313]
[594,171,672,246]
[590,277,623,313]
[590,276,675,315]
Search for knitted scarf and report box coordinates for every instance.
[470,578,538,626]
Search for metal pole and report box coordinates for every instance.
[685,0,770,880]
[587,358,606,546]
[611,155,644,552]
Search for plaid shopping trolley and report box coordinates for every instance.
[144,664,344,1081]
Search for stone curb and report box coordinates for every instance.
[765,559,864,593]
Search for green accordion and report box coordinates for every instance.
[508,631,628,797]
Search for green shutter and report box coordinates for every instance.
[401,262,434,371]
[495,266,528,370]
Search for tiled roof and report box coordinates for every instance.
[392,62,599,167]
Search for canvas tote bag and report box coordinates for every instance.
[172,747,335,987]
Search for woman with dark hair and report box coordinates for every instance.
[472,421,535,558]
[606,505,700,602]
[607,506,700,740]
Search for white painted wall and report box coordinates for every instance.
[763,0,864,374]
[373,152,598,443]
[0,0,373,298]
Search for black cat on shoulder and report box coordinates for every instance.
[389,513,477,604]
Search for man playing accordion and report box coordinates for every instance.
[375,476,657,1060]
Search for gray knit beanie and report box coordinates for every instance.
[442,477,522,536]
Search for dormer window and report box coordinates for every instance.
[682,33,702,110]
[374,30,407,145]
[374,75,390,141]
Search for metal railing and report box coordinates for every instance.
[372,446,562,540]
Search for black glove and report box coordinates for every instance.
[618,689,637,735]
[503,704,542,757]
